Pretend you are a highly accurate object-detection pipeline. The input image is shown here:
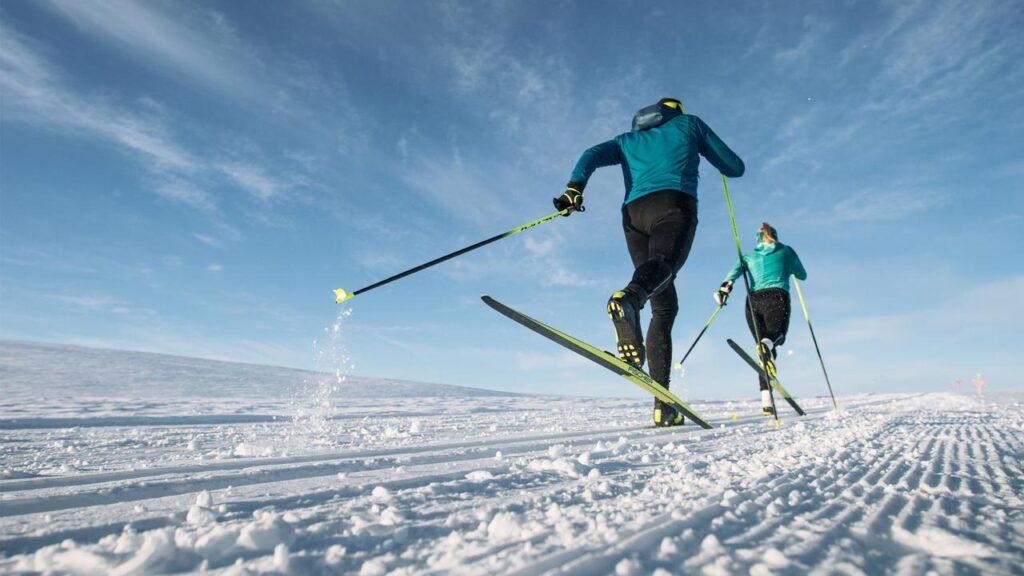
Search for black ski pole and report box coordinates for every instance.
[674,306,724,373]
[334,208,570,303]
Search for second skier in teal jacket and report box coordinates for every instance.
[714,223,806,415]
[720,225,806,292]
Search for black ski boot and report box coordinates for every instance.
[653,399,685,427]
[607,289,645,368]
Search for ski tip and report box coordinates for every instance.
[334,288,354,304]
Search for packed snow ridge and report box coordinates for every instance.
[1,342,1022,574]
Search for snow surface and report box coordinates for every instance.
[2,341,1022,575]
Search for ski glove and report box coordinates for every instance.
[713,281,733,306]
[554,183,585,215]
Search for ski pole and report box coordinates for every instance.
[333,208,570,303]
[722,175,780,424]
[673,306,723,373]
[792,277,838,409]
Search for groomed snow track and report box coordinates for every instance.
[1,393,1021,575]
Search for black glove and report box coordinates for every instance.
[553,182,585,215]
[713,281,733,306]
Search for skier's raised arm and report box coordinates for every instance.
[571,139,623,182]
[695,116,744,178]
[713,258,744,306]
[789,247,807,281]
[723,259,745,284]
[554,140,623,214]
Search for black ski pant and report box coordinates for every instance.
[622,190,698,388]
[744,287,791,390]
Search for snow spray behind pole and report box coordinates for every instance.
[333,208,570,304]
[292,308,353,443]
[792,277,837,409]
[722,175,780,424]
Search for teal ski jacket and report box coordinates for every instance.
[569,114,744,206]
[724,240,807,292]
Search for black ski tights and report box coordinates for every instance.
[622,191,698,387]
[744,287,791,390]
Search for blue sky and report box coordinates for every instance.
[2,0,1022,399]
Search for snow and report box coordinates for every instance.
[2,341,1023,574]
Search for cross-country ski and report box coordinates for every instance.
[482,295,712,429]
[2,1,1020,574]
[727,338,807,416]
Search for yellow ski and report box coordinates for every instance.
[482,296,712,429]
[726,338,806,416]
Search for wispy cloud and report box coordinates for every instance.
[825,275,1024,346]
[1,21,302,228]
[833,184,949,222]
[849,0,1023,119]
[1,25,197,173]
[151,176,217,214]
[399,148,508,226]
[38,0,260,97]
[774,15,831,63]
[51,294,154,316]
[216,161,288,202]
[0,24,215,210]
[193,233,222,248]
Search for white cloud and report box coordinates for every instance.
[0,25,197,173]
[0,22,303,226]
[206,263,224,272]
[825,275,1024,346]
[774,15,831,63]
[39,0,260,96]
[833,185,949,222]
[51,294,154,317]
[0,24,215,210]
[399,148,507,226]
[193,233,222,248]
[152,176,217,214]
[543,266,600,289]
[216,161,287,202]
[522,236,556,258]
[848,0,1022,118]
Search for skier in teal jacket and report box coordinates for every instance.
[714,222,806,415]
[554,98,744,426]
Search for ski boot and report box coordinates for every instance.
[760,390,776,416]
[607,289,645,368]
[653,398,685,427]
[756,338,778,379]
